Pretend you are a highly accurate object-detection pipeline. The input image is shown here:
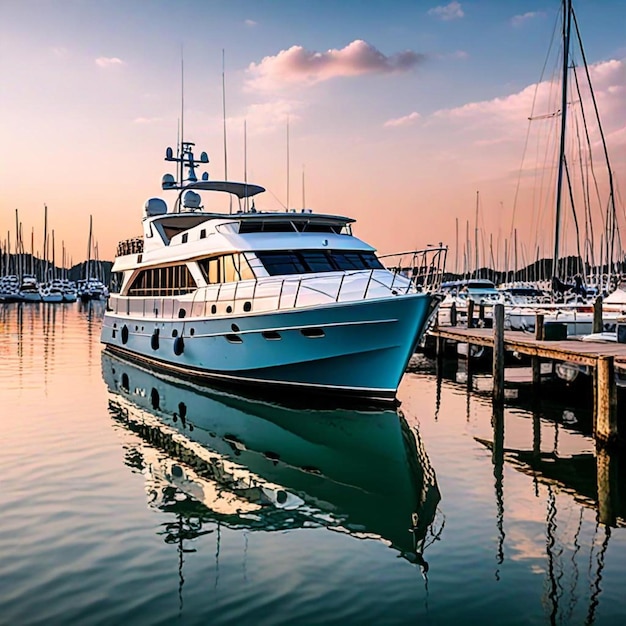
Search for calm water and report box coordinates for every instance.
[1,303,626,625]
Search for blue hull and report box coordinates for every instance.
[101,293,437,402]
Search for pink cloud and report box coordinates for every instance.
[384,112,421,128]
[246,39,425,90]
[95,56,124,68]
[230,99,303,134]
[432,59,626,138]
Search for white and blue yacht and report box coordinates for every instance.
[101,140,445,403]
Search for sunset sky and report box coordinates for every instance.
[1,0,625,271]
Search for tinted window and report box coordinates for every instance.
[300,251,336,272]
[255,250,382,276]
[255,252,306,276]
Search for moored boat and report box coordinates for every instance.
[101,138,445,403]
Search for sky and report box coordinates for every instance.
[1,0,625,271]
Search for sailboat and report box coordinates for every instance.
[503,0,622,336]
[77,215,109,302]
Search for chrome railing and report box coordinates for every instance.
[108,264,432,319]
[379,245,448,293]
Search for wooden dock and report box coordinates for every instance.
[430,303,625,446]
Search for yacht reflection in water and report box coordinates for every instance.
[101,349,442,569]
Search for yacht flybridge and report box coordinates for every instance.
[101,140,446,403]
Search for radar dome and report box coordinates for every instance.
[145,198,168,217]
[162,173,176,189]
[183,191,202,210]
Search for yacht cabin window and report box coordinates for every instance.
[255,250,383,276]
[127,264,197,296]
[197,253,255,284]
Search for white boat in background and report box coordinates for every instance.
[39,279,64,303]
[0,275,20,302]
[101,137,445,403]
[18,274,41,303]
[57,279,78,303]
[498,283,550,307]
[438,278,503,325]
[78,278,109,303]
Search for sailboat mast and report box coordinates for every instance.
[474,191,479,278]
[552,0,572,279]
[86,215,93,280]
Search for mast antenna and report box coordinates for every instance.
[286,116,290,209]
[244,119,248,212]
[222,49,232,214]
[552,0,572,280]
[180,46,185,186]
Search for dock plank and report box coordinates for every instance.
[432,326,626,368]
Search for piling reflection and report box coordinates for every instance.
[101,349,442,571]
[475,400,625,626]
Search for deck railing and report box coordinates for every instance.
[379,245,448,293]
[107,246,447,320]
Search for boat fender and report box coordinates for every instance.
[151,329,160,350]
[121,325,129,344]
[174,336,184,355]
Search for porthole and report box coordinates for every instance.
[135,325,139,331]
[178,308,186,319]
[226,305,233,314]
[225,334,243,344]
[172,329,178,337]
[151,329,160,351]
[174,336,185,355]
[243,301,252,312]
[262,331,281,340]
[211,304,217,314]
[121,325,129,344]
[190,328,195,336]
[231,323,240,332]
[150,388,160,410]
[121,373,129,392]
[301,327,325,338]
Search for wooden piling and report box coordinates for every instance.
[535,314,544,340]
[593,295,603,334]
[467,299,475,329]
[493,303,505,404]
[595,356,617,444]
[532,357,541,390]
[450,301,457,327]
[431,323,626,444]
